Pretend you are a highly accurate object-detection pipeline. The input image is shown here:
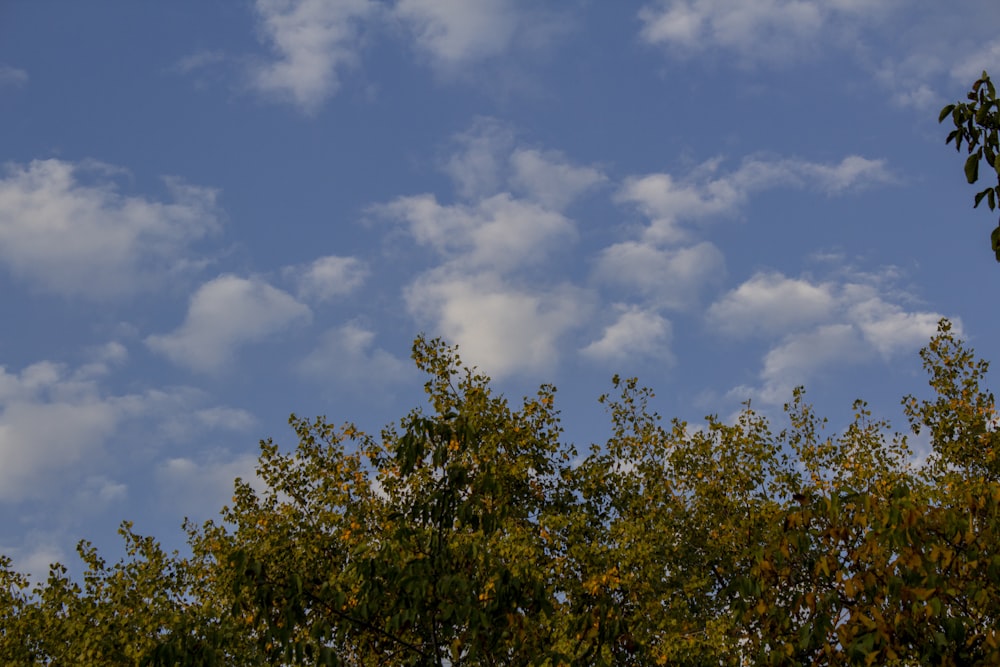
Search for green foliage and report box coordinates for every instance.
[4,324,1000,665]
[940,70,1000,260]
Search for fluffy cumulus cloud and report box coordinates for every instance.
[581,305,673,363]
[393,0,520,70]
[0,159,222,299]
[252,0,375,113]
[0,362,120,502]
[377,122,608,376]
[0,349,254,503]
[706,272,836,336]
[637,0,887,61]
[597,241,725,309]
[285,255,369,302]
[844,285,944,358]
[298,321,408,383]
[374,193,576,271]
[712,269,957,404]
[405,271,590,377]
[146,275,312,373]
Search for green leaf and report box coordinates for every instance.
[975,189,989,208]
[992,226,1000,261]
[940,104,956,123]
[965,152,980,183]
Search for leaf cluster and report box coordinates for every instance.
[940,70,1000,260]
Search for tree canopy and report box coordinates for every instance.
[3,321,1000,666]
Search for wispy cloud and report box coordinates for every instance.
[441,117,605,207]
[0,64,28,87]
[392,0,521,71]
[617,155,893,243]
[298,321,409,384]
[285,255,369,303]
[638,0,891,62]
[155,451,263,520]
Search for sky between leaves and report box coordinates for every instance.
[1,0,999,577]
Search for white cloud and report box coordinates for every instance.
[751,323,868,403]
[393,0,519,70]
[74,341,129,380]
[715,269,958,404]
[509,148,606,210]
[950,39,1000,85]
[845,287,945,358]
[707,272,836,336]
[252,0,375,113]
[146,275,312,373]
[375,192,576,271]
[617,156,892,243]
[298,321,409,383]
[0,357,246,503]
[286,255,369,302]
[797,156,895,193]
[0,65,28,87]
[193,406,258,432]
[0,159,222,299]
[637,1,998,116]
[405,270,590,377]
[441,119,604,210]
[443,117,516,200]
[581,305,673,363]
[596,241,725,309]
[638,0,886,61]
[374,122,612,378]
[0,390,118,502]
[3,542,65,584]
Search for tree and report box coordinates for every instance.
[3,323,1000,665]
[940,70,1000,261]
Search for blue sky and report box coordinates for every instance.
[2,0,999,576]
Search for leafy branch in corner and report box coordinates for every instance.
[940,70,1000,261]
